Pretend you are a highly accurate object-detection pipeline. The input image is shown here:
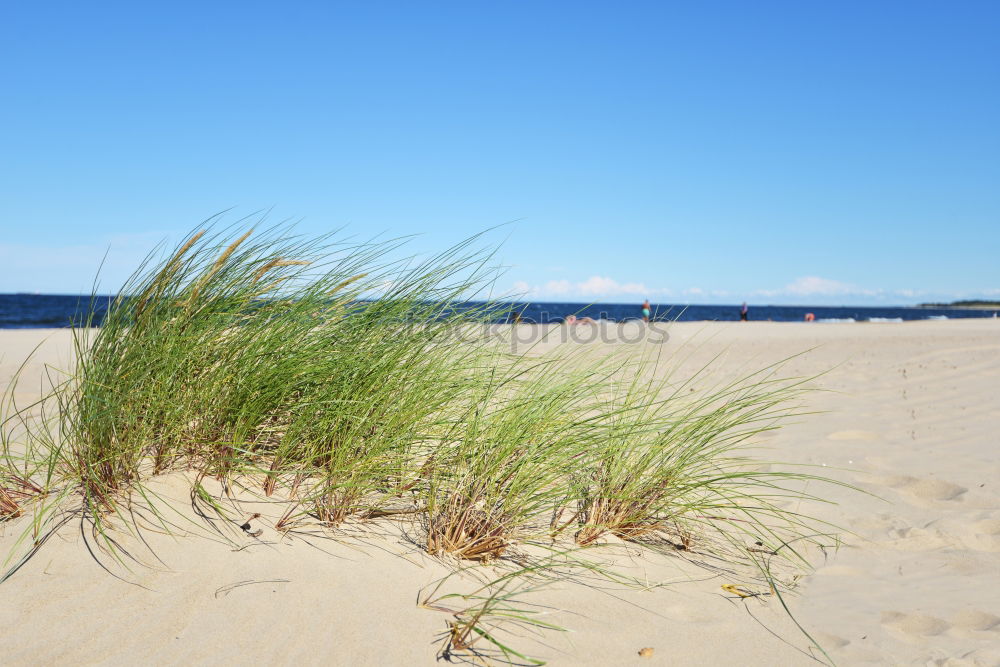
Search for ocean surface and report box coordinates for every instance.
[1,293,997,329]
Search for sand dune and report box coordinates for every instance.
[2,319,999,665]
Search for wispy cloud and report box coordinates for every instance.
[750,277,993,304]
[577,276,650,296]
[0,232,171,293]
[509,275,670,299]
[753,275,883,299]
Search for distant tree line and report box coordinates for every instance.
[918,300,1000,308]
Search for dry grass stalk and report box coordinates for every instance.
[187,229,253,304]
[250,276,292,298]
[252,258,310,283]
[135,229,205,316]
[213,229,254,273]
[262,457,281,497]
[169,230,206,270]
[329,272,368,294]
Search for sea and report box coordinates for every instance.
[1,293,996,329]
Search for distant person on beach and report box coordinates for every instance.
[804,312,816,322]
[740,302,748,321]
[564,314,596,325]
[641,300,651,322]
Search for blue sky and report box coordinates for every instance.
[1,1,998,304]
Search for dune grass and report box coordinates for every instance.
[1,219,849,662]
[564,359,839,561]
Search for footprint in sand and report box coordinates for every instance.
[854,513,913,543]
[952,610,1000,633]
[875,475,967,502]
[904,478,967,502]
[964,517,1000,551]
[973,518,1000,536]
[860,514,957,550]
[881,611,949,637]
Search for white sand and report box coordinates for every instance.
[2,320,999,665]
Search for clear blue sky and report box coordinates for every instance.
[2,1,998,304]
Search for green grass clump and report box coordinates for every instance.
[2,218,849,662]
[424,354,610,560]
[565,361,838,564]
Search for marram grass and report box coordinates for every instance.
[1,219,852,664]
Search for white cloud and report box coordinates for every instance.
[783,276,855,296]
[510,280,533,296]
[509,275,667,300]
[543,279,573,295]
[577,276,649,296]
[753,276,882,300]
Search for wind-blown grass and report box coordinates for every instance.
[564,357,839,565]
[423,352,613,560]
[1,218,850,663]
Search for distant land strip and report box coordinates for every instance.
[917,300,1000,309]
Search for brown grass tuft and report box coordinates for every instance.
[0,487,22,520]
[314,489,367,526]
[0,474,43,521]
[427,502,509,561]
[574,496,663,546]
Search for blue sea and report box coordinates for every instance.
[0,293,996,328]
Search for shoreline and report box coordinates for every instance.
[1,310,998,333]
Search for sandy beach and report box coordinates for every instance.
[2,319,999,666]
